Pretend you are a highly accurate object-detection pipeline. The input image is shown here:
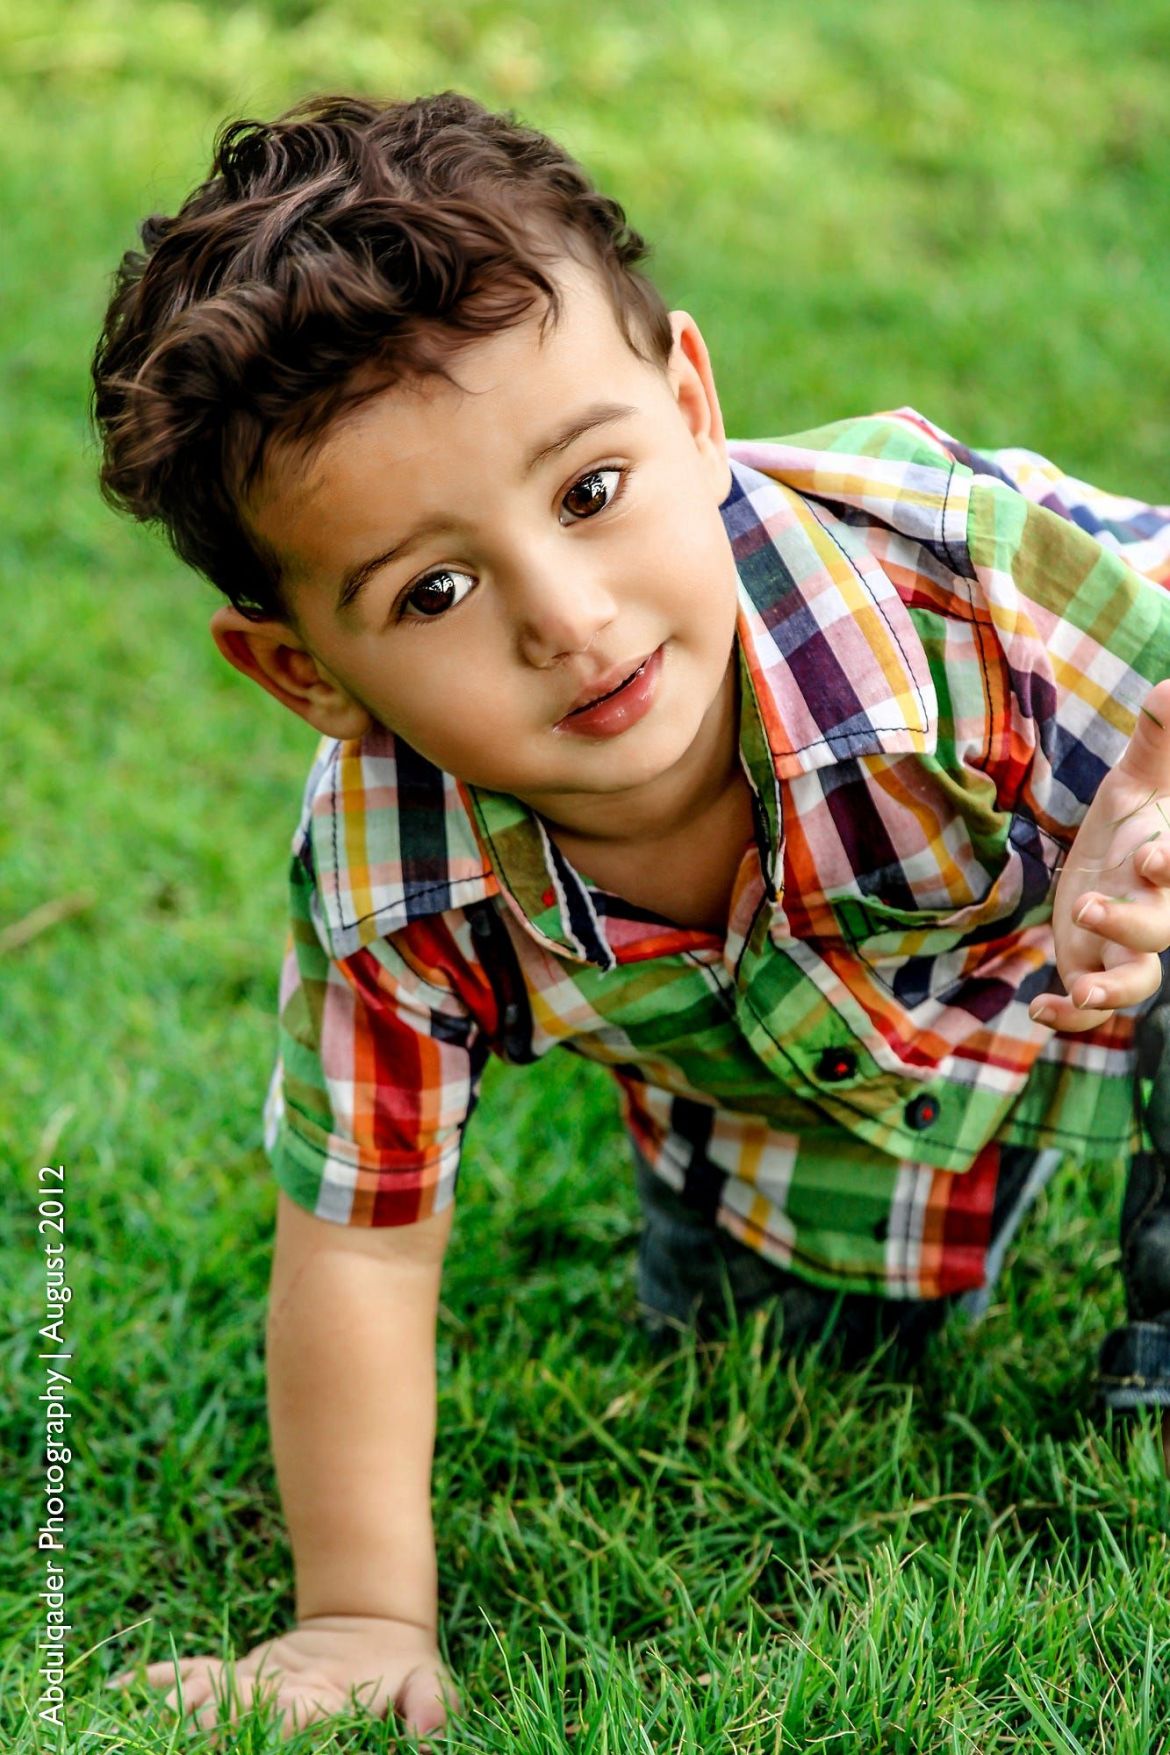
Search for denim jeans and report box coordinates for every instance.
[635,974,1170,1405]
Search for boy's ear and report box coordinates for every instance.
[667,311,731,499]
[209,604,375,740]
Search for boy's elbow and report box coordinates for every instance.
[272,1186,455,1279]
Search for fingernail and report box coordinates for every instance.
[1075,900,1102,927]
[1079,986,1105,1008]
[1030,1005,1055,1026]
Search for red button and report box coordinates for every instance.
[541,887,556,908]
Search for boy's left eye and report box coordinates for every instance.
[560,468,622,524]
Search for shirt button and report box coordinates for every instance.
[904,1093,940,1131]
[816,1048,857,1082]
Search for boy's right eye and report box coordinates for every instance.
[399,568,476,621]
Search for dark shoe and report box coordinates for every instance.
[1097,1317,1170,1410]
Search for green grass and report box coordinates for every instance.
[4,0,1170,1746]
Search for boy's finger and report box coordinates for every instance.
[111,1655,217,1691]
[1031,953,1163,1027]
[1029,995,1111,1033]
[164,1679,216,1717]
[1073,891,1170,953]
[199,1669,297,1730]
[1069,953,1163,1011]
[191,1694,235,1733]
[180,1677,257,1732]
[398,1663,451,1735]
[1118,680,1170,786]
[1137,841,1170,883]
[159,1658,225,1715]
[277,1689,339,1736]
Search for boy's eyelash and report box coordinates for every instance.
[391,567,476,626]
[391,463,632,625]
[560,462,630,523]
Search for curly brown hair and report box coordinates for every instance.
[92,91,673,623]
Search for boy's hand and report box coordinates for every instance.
[1033,679,1170,1033]
[109,1614,452,1742]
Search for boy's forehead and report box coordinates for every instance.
[255,263,669,576]
[326,261,657,445]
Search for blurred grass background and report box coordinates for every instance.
[4,0,1170,1748]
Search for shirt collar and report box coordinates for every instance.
[301,447,939,965]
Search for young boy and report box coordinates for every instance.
[96,92,1170,1739]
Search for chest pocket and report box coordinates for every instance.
[826,811,1060,1006]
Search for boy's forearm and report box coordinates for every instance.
[266,1194,452,1628]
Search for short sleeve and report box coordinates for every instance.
[964,473,1170,844]
[263,850,491,1225]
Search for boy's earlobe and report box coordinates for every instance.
[208,604,374,740]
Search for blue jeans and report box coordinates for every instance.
[1097,993,1170,1409]
[635,976,1170,1406]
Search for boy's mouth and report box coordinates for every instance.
[554,645,665,737]
[568,659,649,712]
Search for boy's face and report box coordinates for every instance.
[217,260,741,843]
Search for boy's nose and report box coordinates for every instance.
[507,552,619,668]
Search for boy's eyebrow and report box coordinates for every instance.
[335,400,638,617]
[522,400,638,474]
[336,515,453,615]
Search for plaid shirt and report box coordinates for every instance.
[264,409,1170,1299]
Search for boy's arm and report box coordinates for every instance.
[268,1188,448,1627]
[111,1191,455,1740]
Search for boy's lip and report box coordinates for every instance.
[559,650,658,721]
[557,645,663,733]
